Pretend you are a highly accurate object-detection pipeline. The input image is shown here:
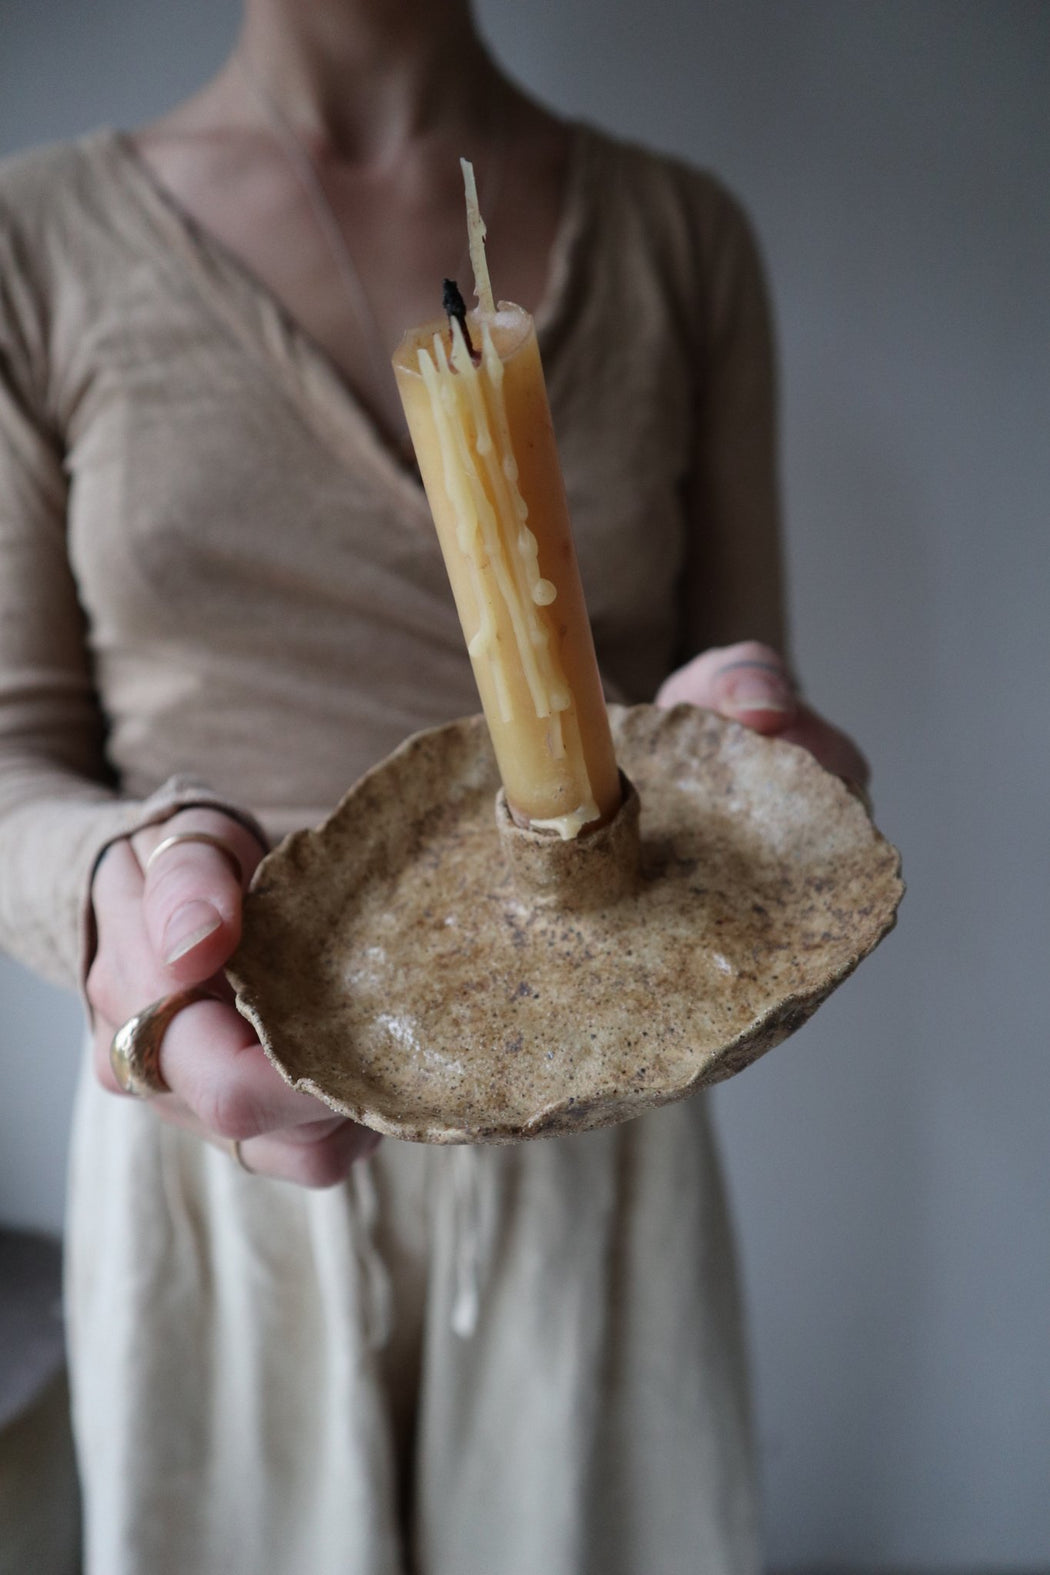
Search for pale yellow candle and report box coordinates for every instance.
[392,163,620,839]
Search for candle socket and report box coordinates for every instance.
[496,772,640,912]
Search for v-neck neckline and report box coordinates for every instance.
[95,123,593,515]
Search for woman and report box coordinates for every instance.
[0,1,866,1571]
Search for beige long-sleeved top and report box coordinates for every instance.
[0,124,782,1575]
[0,125,780,990]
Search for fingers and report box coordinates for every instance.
[655,640,871,790]
[777,704,871,788]
[130,809,268,983]
[87,862,379,1183]
[87,814,380,1185]
[236,1118,382,1188]
[158,994,343,1141]
[656,641,798,732]
[151,994,381,1187]
[159,994,379,1181]
[88,837,177,1088]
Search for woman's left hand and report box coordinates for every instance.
[655,640,870,791]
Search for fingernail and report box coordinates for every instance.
[723,674,795,714]
[163,901,223,965]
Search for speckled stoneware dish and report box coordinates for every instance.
[228,704,903,1143]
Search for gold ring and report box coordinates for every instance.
[228,1138,255,1175]
[146,832,244,884]
[109,986,215,1097]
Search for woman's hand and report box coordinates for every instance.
[655,640,870,790]
[87,806,380,1185]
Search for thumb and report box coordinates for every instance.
[132,814,266,982]
[713,651,797,732]
[657,641,798,734]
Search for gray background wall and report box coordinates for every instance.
[1,1,1047,1567]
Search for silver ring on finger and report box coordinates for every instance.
[109,986,217,1098]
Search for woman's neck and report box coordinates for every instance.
[233,0,495,167]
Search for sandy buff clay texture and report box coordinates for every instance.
[229,704,904,1143]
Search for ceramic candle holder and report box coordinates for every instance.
[227,703,904,1145]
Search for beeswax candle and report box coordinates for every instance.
[392,163,620,839]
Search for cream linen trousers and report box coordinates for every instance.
[67,1050,760,1574]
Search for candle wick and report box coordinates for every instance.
[442,278,479,364]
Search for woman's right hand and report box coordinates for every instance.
[86,806,380,1185]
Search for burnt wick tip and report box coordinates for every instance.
[442,277,477,361]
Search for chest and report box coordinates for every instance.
[56,150,702,703]
[130,134,563,454]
